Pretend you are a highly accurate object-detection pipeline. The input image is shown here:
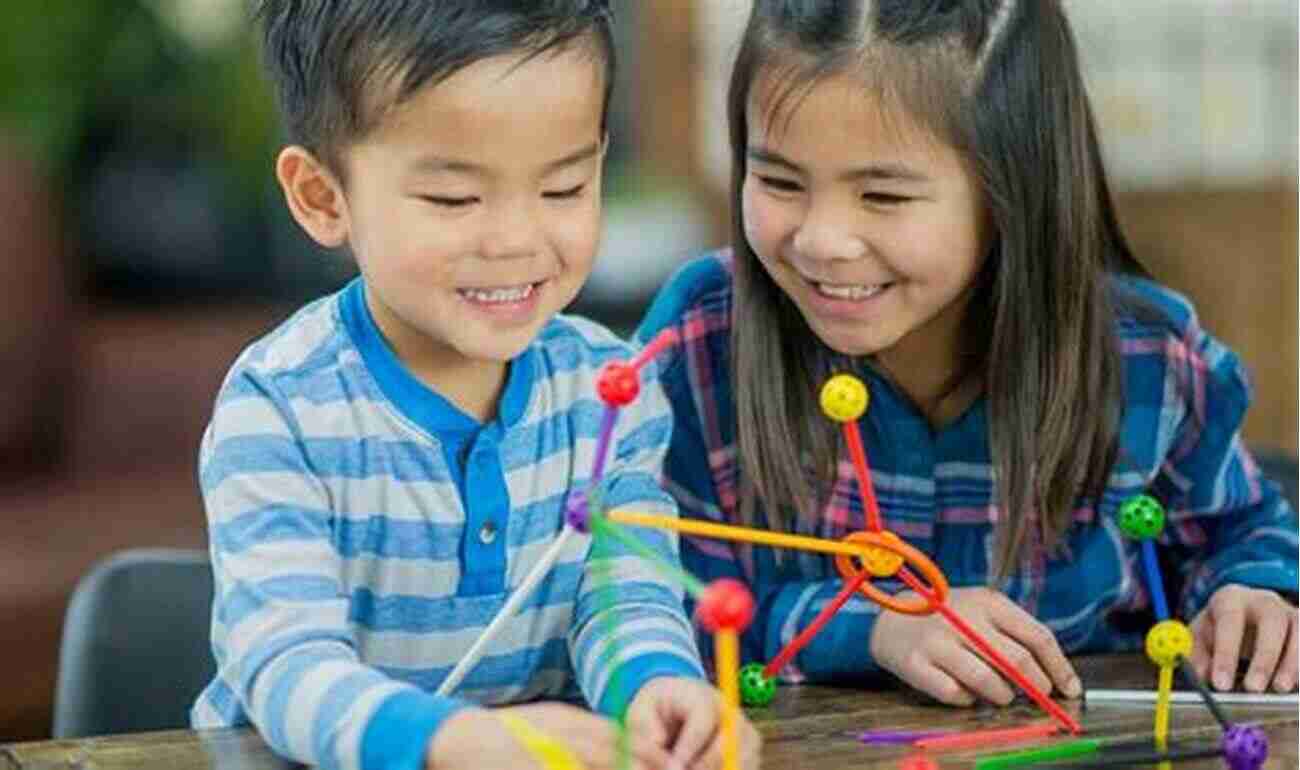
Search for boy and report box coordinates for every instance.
[192,3,760,769]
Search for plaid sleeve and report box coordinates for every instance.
[1145,319,1300,617]
[637,255,887,681]
[569,353,706,716]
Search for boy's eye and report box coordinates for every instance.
[543,183,586,200]
[756,174,802,193]
[419,195,478,208]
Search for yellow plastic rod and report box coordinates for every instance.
[1154,663,1173,751]
[498,712,586,770]
[716,629,741,770]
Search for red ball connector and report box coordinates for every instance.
[596,362,639,406]
[695,579,755,633]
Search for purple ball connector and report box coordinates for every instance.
[564,490,591,533]
[1222,724,1269,770]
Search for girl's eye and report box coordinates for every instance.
[863,193,910,205]
[419,195,478,208]
[543,184,586,200]
[757,174,802,193]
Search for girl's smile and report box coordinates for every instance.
[794,273,897,323]
[742,69,993,384]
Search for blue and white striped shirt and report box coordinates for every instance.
[192,279,704,770]
[636,250,1298,681]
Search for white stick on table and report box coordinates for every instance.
[1085,688,1299,707]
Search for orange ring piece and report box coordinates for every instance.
[834,530,949,614]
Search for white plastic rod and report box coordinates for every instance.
[436,526,577,697]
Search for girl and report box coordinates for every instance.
[638,0,1298,708]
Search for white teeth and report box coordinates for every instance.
[814,282,888,300]
[459,283,536,303]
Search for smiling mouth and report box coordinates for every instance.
[806,279,894,301]
[456,281,544,304]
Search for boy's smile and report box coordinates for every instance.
[308,44,607,412]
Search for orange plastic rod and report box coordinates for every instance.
[607,509,879,557]
[716,629,741,770]
[606,509,950,615]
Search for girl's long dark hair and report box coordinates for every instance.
[728,0,1148,577]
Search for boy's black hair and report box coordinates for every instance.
[255,0,615,175]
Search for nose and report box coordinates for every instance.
[480,199,543,261]
[792,202,867,263]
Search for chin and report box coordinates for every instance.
[809,324,888,359]
[459,332,537,363]
[467,343,530,364]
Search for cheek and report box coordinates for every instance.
[931,220,988,285]
[740,183,779,257]
[552,198,603,268]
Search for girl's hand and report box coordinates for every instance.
[626,676,762,770]
[428,702,675,770]
[869,586,1081,706]
[1189,584,1299,693]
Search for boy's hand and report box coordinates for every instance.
[1189,584,1299,693]
[626,677,762,770]
[428,702,674,770]
[869,586,1081,706]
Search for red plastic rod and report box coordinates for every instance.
[914,722,1058,751]
[763,569,871,678]
[898,569,1083,735]
[842,421,882,532]
[631,328,680,372]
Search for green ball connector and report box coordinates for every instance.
[1117,494,1166,540]
[738,663,776,707]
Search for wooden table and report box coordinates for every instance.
[2,657,1295,769]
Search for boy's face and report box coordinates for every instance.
[336,47,606,376]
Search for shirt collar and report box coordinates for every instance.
[340,278,535,437]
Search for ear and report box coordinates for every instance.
[275,146,350,248]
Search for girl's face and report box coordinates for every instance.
[742,70,992,377]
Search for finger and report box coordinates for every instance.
[587,735,667,770]
[570,721,624,770]
[1273,612,1299,692]
[989,596,1080,697]
[566,713,662,770]
[687,722,756,770]
[1243,603,1288,692]
[946,639,1013,707]
[899,648,976,706]
[627,729,676,770]
[925,637,1003,702]
[742,719,763,770]
[626,699,672,752]
[686,733,721,770]
[700,714,760,770]
[1189,611,1214,682]
[1211,601,1247,690]
[979,623,1054,699]
[669,701,718,768]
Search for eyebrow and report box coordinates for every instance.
[746,146,931,183]
[411,142,602,176]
